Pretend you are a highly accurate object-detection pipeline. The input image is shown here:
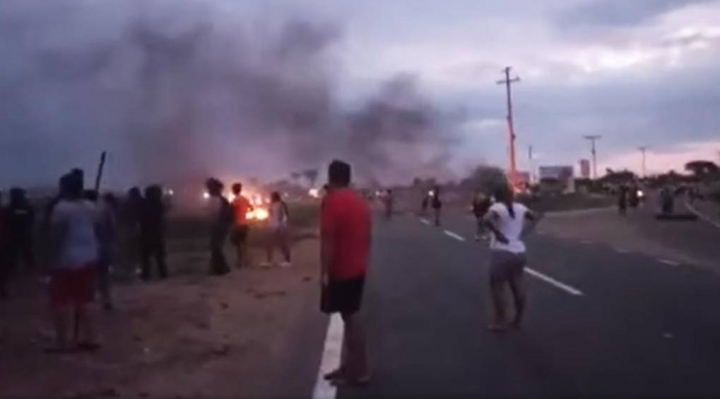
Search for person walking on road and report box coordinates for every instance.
[139,185,168,280]
[483,184,541,332]
[383,189,394,220]
[230,183,253,269]
[263,192,291,268]
[321,160,372,386]
[618,185,629,217]
[432,186,442,226]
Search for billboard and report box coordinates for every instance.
[579,159,591,179]
[539,165,574,181]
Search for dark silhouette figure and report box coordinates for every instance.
[618,185,628,216]
[207,178,232,276]
[139,186,167,280]
[432,187,442,226]
[8,188,35,271]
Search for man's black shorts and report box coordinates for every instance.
[321,276,366,315]
[230,225,249,245]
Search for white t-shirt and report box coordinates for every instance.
[487,202,528,254]
[51,199,100,269]
[268,202,288,229]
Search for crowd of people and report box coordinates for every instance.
[0,168,297,353]
[1,158,543,389]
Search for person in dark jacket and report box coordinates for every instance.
[139,185,167,280]
[206,178,232,276]
[8,188,35,272]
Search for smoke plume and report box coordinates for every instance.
[0,0,460,188]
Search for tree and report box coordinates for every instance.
[684,160,719,179]
[303,169,319,187]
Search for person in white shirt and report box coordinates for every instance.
[483,184,542,332]
[263,192,291,268]
[47,173,101,352]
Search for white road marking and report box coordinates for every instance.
[420,218,430,225]
[444,230,466,242]
[525,268,584,296]
[658,259,681,266]
[312,314,344,399]
[685,201,720,229]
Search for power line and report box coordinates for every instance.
[583,135,602,179]
[497,67,521,188]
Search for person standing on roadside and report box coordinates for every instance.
[207,179,232,275]
[431,186,442,226]
[46,173,101,352]
[483,184,541,332]
[230,183,253,269]
[97,193,118,310]
[8,188,35,272]
[321,160,372,387]
[263,192,291,268]
[121,187,143,273]
[139,185,168,280]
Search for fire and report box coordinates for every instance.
[246,208,269,221]
[308,188,319,198]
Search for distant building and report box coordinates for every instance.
[579,159,591,179]
[539,165,574,181]
[539,165,575,194]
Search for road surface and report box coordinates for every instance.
[308,207,720,398]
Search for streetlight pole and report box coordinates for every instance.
[583,135,602,179]
[497,67,521,188]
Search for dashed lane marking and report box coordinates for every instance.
[444,230,466,242]
[525,268,584,296]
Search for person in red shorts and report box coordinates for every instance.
[46,173,101,353]
[320,160,372,386]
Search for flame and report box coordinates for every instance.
[246,208,269,221]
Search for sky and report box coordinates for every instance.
[1,0,719,187]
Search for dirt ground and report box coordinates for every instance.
[0,218,322,399]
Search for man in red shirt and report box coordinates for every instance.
[321,160,372,386]
[230,183,253,269]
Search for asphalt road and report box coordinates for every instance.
[332,209,720,398]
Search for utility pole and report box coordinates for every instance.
[583,135,602,179]
[638,146,649,179]
[497,67,521,188]
[528,145,534,184]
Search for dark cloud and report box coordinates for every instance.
[557,0,715,30]
[0,0,459,188]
